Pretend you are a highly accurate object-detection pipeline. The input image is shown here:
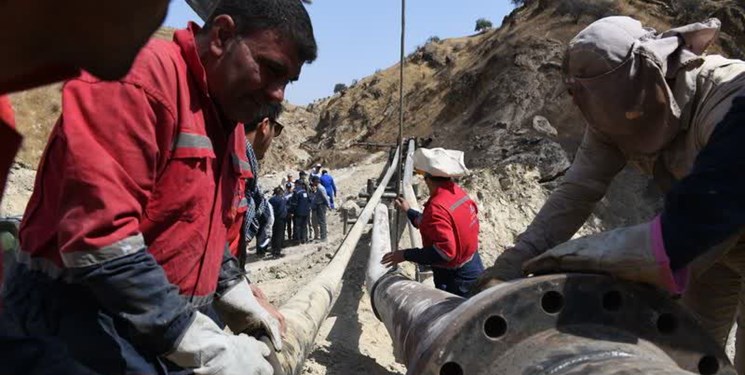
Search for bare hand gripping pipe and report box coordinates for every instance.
[367,204,736,375]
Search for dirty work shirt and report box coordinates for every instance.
[3,23,252,374]
[403,181,483,296]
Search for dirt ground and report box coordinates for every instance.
[247,154,406,374]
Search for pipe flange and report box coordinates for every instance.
[411,274,735,375]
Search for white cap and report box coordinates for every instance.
[413,148,469,178]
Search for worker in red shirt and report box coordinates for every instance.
[2,1,317,374]
[383,148,484,297]
[0,1,188,374]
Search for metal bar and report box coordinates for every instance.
[393,0,406,255]
[367,213,736,375]
[275,147,401,375]
[401,139,426,282]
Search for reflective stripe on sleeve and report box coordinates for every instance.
[61,234,146,268]
[173,133,213,151]
[449,196,470,212]
[231,153,251,174]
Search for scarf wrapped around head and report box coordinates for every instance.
[564,16,721,154]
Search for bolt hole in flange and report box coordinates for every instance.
[602,290,623,312]
[541,290,564,314]
[483,315,507,339]
[697,355,719,375]
[656,313,678,334]
[440,362,463,375]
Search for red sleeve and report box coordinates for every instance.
[56,78,175,261]
[422,204,457,261]
[0,96,15,128]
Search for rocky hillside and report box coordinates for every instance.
[302,0,743,258]
[311,0,744,170]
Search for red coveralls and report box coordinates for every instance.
[410,181,484,296]
[2,24,253,374]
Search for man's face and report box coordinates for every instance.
[206,20,302,124]
[252,118,277,160]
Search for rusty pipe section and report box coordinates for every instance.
[368,210,735,375]
[273,147,400,375]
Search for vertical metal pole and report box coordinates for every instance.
[393,0,406,252]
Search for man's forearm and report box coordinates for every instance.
[69,248,194,355]
[406,209,423,228]
[403,246,446,265]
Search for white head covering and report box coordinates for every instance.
[413,148,469,178]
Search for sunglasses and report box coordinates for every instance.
[270,118,284,137]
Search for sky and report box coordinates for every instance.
[164,1,515,105]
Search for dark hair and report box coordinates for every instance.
[204,0,317,63]
[245,102,282,132]
[311,176,320,183]
[274,187,284,195]
[425,173,451,183]
[322,169,328,174]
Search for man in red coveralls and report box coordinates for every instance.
[0,1,175,374]
[2,1,317,374]
[383,148,485,297]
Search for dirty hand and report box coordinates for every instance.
[471,246,539,294]
[251,284,287,335]
[381,250,406,267]
[523,219,687,294]
[394,197,410,213]
[213,278,284,351]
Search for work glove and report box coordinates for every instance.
[214,277,283,351]
[165,312,273,375]
[471,245,539,294]
[523,217,688,295]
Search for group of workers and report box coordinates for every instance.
[265,165,336,257]
[0,0,743,372]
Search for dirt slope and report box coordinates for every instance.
[311,0,743,168]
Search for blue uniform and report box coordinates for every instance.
[268,195,288,256]
[320,174,337,209]
[289,188,311,243]
[269,195,288,220]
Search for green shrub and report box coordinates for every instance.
[475,18,494,32]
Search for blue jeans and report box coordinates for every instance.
[432,251,485,297]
